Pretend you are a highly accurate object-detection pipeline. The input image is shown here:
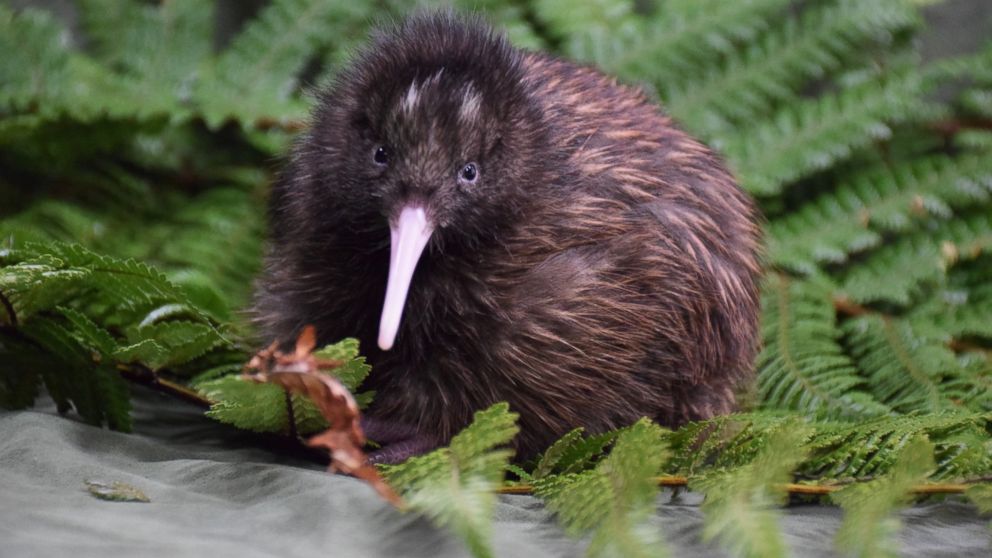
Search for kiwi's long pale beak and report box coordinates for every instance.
[378,205,434,351]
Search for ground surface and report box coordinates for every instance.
[1,388,989,558]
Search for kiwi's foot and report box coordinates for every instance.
[361,416,436,464]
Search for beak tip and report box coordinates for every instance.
[377,333,394,352]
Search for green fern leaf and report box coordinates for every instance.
[756,273,889,418]
[312,337,372,392]
[768,152,992,273]
[666,0,921,137]
[832,436,935,558]
[802,413,991,480]
[383,403,519,558]
[564,0,791,93]
[536,418,670,558]
[78,0,212,117]
[690,423,810,558]
[200,375,328,435]
[840,212,992,306]
[20,315,131,430]
[724,70,933,196]
[842,315,982,413]
[125,321,226,370]
[196,0,371,128]
[0,6,72,114]
[198,337,375,434]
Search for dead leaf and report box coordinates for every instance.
[244,326,403,507]
[85,480,150,503]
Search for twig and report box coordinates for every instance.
[0,287,16,326]
[253,117,307,133]
[929,118,992,137]
[832,295,872,318]
[116,364,213,408]
[497,475,988,496]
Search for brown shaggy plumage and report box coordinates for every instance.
[253,12,762,463]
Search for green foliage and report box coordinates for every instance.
[199,337,373,435]
[689,424,810,558]
[382,403,520,558]
[842,315,990,413]
[664,411,991,482]
[768,153,992,274]
[0,242,234,425]
[196,0,372,128]
[832,436,936,558]
[756,273,890,419]
[663,0,921,138]
[536,419,670,558]
[3,0,992,555]
[722,70,935,196]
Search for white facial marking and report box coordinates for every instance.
[460,85,482,122]
[402,80,420,113]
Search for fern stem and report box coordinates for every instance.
[116,363,213,408]
[498,476,985,496]
[930,117,992,137]
[832,295,872,318]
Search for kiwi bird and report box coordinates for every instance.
[254,13,762,464]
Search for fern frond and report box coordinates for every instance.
[196,0,371,128]
[147,187,266,317]
[767,152,992,273]
[533,0,637,42]
[723,70,933,196]
[802,413,991,480]
[842,315,984,413]
[529,426,622,478]
[909,275,992,342]
[554,0,791,91]
[535,418,670,558]
[665,0,921,137]
[756,273,890,418]
[666,411,991,481]
[0,6,73,114]
[383,403,520,558]
[832,436,935,558]
[18,314,132,430]
[840,212,992,306]
[0,5,189,124]
[690,424,810,558]
[199,336,373,434]
[1,242,198,321]
[200,376,328,435]
[78,0,212,118]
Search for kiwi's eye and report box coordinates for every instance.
[459,162,479,184]
[372,145,390,166]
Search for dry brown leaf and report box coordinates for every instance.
[244,326,403,507]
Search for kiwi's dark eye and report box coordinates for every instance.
[459,162,479,184]
[372,145,390,166]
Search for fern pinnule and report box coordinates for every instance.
[665,0,920,138]
[382,403,519,558]
[723,70,934,196]
[691,423,810,558]
[554,0,791,93]
[842,315,978,414]
[756,273,889,419]
[536,418,670,558]
[832,436,935,558]
[840,212,992,306]
[196,0,370,129]
[767,152,992,273]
